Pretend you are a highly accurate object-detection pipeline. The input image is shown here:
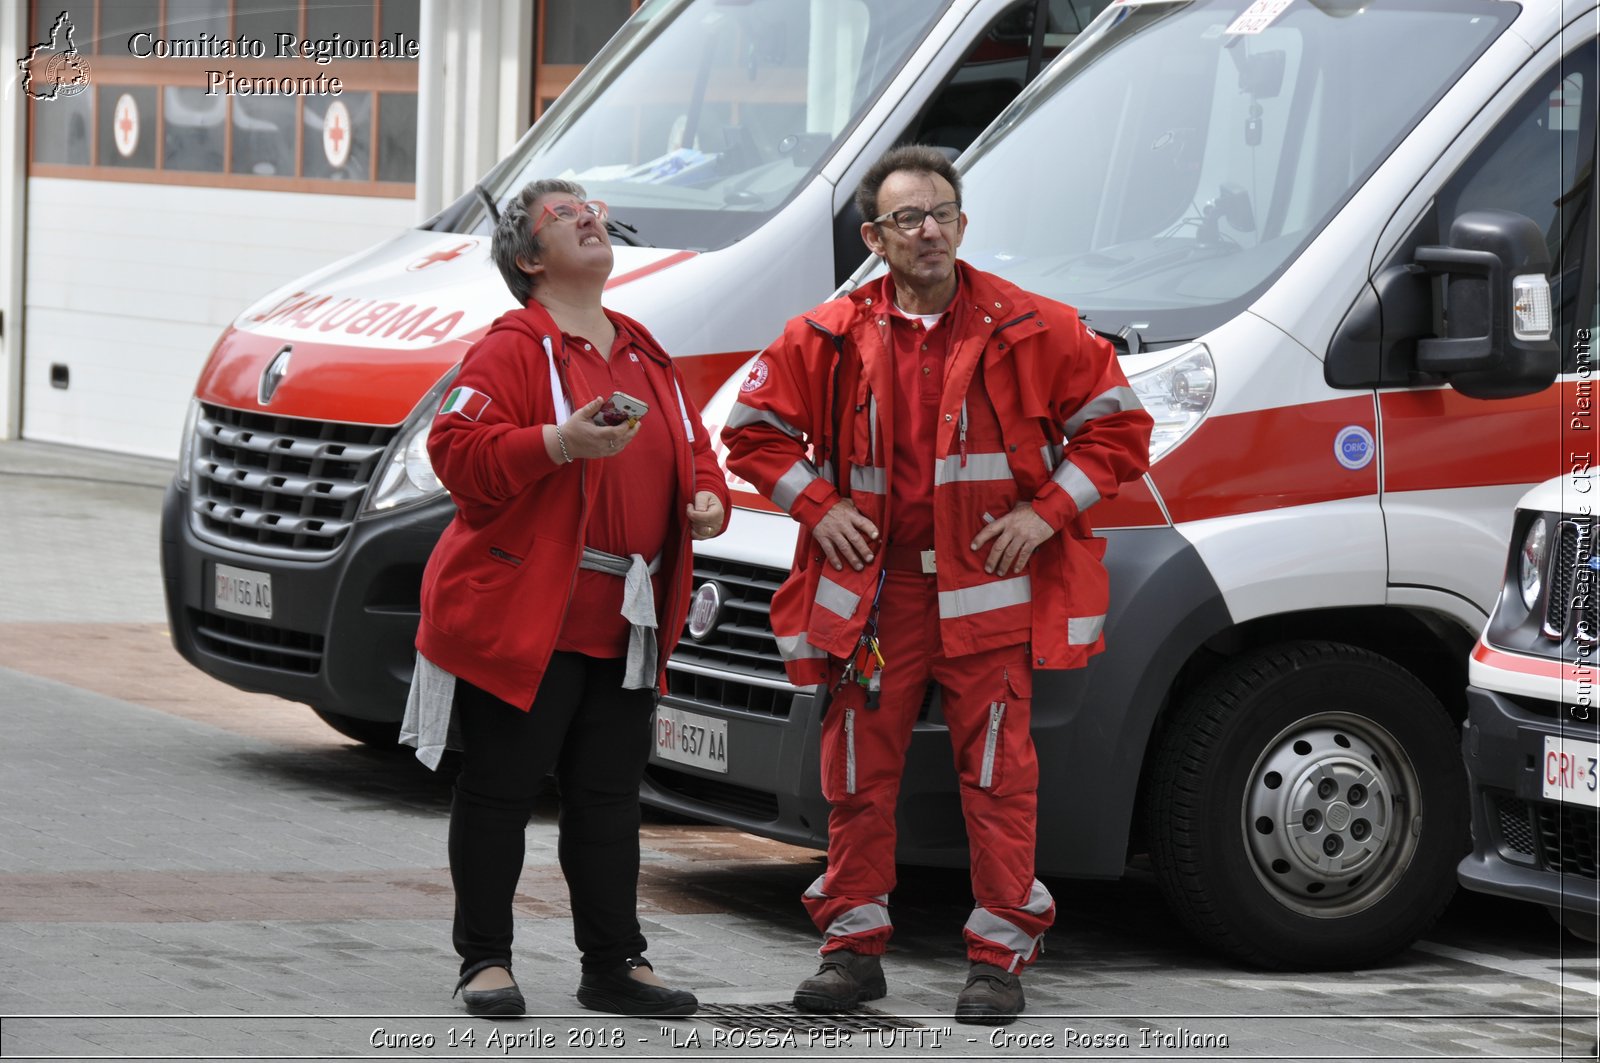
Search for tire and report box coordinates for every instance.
[1146,640,1468,969]
[311,706,403,749]
[1548,905,1599,943]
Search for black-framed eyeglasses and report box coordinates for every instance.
[872,201,960,230]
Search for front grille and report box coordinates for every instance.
[1535,803,1599,878]
[190,404,396,557]
[645,766,780,821]
[1492,790,1598,879]
[1495,794,1537,857]
[1543,518,1597,641]
[668,557,796,718]
[190,608,324,674]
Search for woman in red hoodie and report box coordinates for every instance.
[402,179,729,1018]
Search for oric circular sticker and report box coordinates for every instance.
[1334,425,1375,470]
[322,100,353,170]
[112,93,139,157]
[740,358,770,393]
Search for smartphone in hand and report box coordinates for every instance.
[593,390,650,427]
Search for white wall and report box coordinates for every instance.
[0,0,29,441]
[22,179,414,458]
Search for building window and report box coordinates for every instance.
[25,0,419,196]
[534,0,638,117]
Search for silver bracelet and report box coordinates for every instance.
[553,424,573,464]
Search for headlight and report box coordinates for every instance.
[1519,516,1548,611]
[363,368,458,514]
[1128,343,1215,461]
[175,398,203,488]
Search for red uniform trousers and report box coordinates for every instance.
[803,569,1056,971]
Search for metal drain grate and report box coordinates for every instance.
[698,1002,923,1035]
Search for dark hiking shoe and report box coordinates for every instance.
[792,950,887,1013]
[954,962,1024,1025]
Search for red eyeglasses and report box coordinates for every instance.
[532,199,609,236]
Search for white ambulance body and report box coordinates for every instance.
[1461,476,1599,942]
[648,0,1593,968]
[161,0,1102,738]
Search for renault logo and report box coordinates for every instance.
[687,581,724,642]
[258,346,292,405]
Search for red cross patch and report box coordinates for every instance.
[740,358,769,393]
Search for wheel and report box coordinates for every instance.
[311,706,402,749]
[1146,640,1468,969]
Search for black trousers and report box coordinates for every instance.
[449,652,656,976]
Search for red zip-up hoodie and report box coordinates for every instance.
[416,301,730,710]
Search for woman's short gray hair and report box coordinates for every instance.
[491,178,588,306]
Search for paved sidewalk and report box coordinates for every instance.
[0,440,1595,1061]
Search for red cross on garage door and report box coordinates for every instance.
[113,93,139,157]
[322,101,352,170]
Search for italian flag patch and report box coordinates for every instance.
[438,386,491,420]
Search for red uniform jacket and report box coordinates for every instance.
[416,302,730,709]
[722,265,1152,685]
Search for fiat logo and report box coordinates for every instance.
[687,582,723,642]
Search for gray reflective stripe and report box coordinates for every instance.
[1069,614,1106,645]
[1020,878,1054,915]
[845,709,856,794]
[825,900,892,940]
[939,576,1031,619]
[726,401,804,438]
[775,633,828,661]
[816,576,861,619]
[1040,442,1063,473]
[772,458,822,512]
[1063,386,1142,440]
[935,452,1012,485]
[819,460,836,484]
[963,908,1044,960]
[979,702,1005,789]
[1052,457,1101,512]
[850,466,886,494]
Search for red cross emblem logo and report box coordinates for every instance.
[113,93,139,157]
[322,101,352,169]
[740,358,769,393]
[407,240,480,272]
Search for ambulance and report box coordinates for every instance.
[1460,475,1599,943]
[160,0,1103,739]
[160,0,1593,970]
[644,0,1592,971]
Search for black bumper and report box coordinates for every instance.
[1458,685,1599,915]
[159,479,454,722]
[641,525,1231,876]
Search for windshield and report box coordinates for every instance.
[949,0,1514,347]
[450,0,949,250]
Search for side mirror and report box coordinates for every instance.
[1413,209,1557,399]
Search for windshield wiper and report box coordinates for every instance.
[474,183,500,224]
[606,218,651,247]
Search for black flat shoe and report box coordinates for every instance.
[576,956,697,1017]
[454,964,526,1017]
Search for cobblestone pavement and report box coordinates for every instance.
[0,440,1596,1061]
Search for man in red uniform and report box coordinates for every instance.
[721,146,1152,1025]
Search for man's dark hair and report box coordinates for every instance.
[491,178,587,305]
[854,144,962,223]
